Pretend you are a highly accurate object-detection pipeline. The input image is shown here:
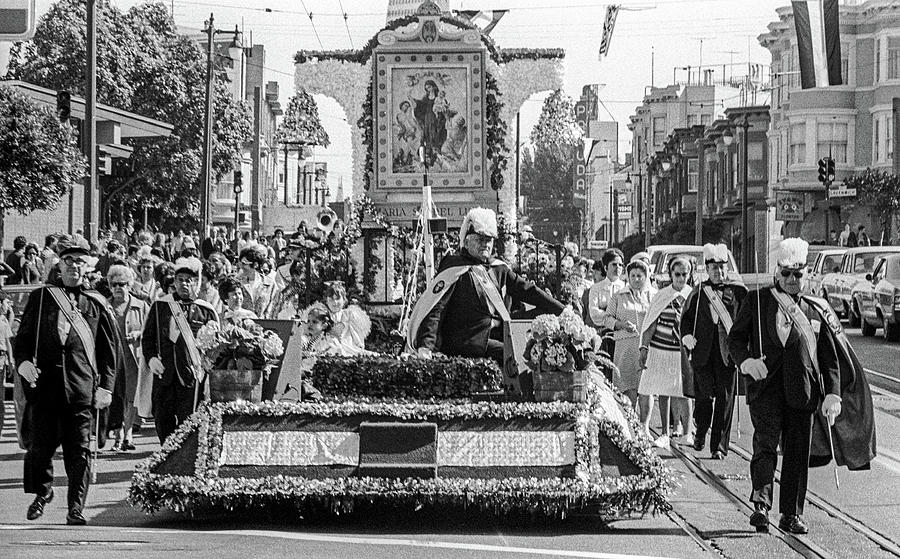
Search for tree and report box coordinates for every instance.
[844,169,900,242]
[275,90,330,147]
[7,0,253,228]
[0,85,85,247]
[521,90,582,203]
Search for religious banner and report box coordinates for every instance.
[373,47,486,194]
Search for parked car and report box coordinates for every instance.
[858,254,900,341]
[820,246,900,326]
[2,284,39,402]
[648,244,741,288]
[804,247,846,297]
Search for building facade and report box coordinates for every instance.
[760,0,900,244]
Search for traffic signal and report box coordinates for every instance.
[56,90,71,123]
[817,157,828,184]
[826,157,836,182]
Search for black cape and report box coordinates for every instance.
[805,296,877,470]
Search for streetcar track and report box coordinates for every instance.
[662,422,900,559]
[727,441,900,557]
[665,438,834,559]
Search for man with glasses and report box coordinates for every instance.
[681,244,747,460]
[14,243,119,525]
[142,257,218,443]
[728,238,846,534]
[408,208,564,369]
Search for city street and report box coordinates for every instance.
[1,324,899,559]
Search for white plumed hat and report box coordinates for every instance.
[776,237,809,269]
[702,243,729,264]
[174,256,202,277]
[459,207,498,248]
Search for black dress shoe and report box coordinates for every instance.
[779,514,808,534]
[711,450,725,460]
[693,437,705,452]
[26,489,53,521]
[749,503,769,532]
[66,508,87,526]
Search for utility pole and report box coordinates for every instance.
[695,138,705,246]
[200,13,215,242]
[83,0,97,241]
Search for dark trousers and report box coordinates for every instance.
[749,394,814,516]
[152,380,201,444]
[693,347,736,455]
[23,399,93,511]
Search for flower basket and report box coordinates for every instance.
[532,368,587,403]
[208,369,263,403]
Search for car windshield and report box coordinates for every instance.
[854,253,895,274]
[659,252,702,275]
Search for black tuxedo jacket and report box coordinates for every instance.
[728,288,840,410]
[415,251,564,357]
[142,296,218,387]
[14,283,119,406]
[681,280,747,369]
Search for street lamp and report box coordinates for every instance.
[232,169,243,254]
[724,115,751,272]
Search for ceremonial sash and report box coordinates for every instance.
[46,287,97,374]
[770,288,820,378]
[470,266,512,323]
[702,286,734,333]
[166,299,203,376]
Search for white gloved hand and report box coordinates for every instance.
[681,334,697,350]
[18,361,40,385]
[149,356,165,377]
[417,347,433,359]
[822,393,842,425]
[740,358,768,381]
[94,388,112,409]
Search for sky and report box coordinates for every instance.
[22,0,793,194]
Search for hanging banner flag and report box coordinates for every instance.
[456,10,508,35]
[598,5,620,59]
[582,137,601,163]
[792,0,842,88]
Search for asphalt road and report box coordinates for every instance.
[0,325,898,559]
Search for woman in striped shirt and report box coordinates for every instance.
[638,256,694,447]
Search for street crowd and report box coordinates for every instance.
[3,206,874,535]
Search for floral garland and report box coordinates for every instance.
[129,374,673,518]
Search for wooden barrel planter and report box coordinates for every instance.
[208,369,263,403]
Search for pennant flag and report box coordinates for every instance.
[792,0,842,88]
[456,10,508,35]
[598,5,620,59]
[583,138,601,163]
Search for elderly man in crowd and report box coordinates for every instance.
[142,257,219,443]
[408,207,564,367]
[14,243,119,525]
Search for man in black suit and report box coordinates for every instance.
[409,208,564,366]
[142,257,219,443]
[728,238,842,534]
[14,244,119,525]
[680,243,747,459]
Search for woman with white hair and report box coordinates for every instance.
[106,264,150,451]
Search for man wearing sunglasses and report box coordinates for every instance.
[14,243,119,525]
[681,243,747,459]
[729,237,875,535]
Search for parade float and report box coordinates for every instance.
[128,2,674,520]
[129,309,673,519]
